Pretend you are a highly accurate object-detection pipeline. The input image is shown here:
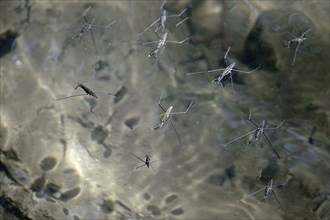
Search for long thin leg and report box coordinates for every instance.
[135,159,162,171]
[150,165,157,174]
[130,152,145,163]
[52,93,88,101]
[92,19,117,28]
[261,132,281,159]
[291,41,303,66]
[223,129,257,147]
[166,8,188,18]
[142,37,190,46]
[89,28,98,54]
[167,101,194,115]
[185,67,228,76]
[273,176,291,188]
[291,41,299,66]
[87,97,99,118]
[245,187,267,197]
[138,0,189,36]
[263,120,286,131]
[82,15,90,24]
[82,6,116,29]
[157,91,167,112]
[224,46,231,64]
[166,37,191,44]
[223,46,231,60]
[157,92,194,115]
[233,65,261,74]
[136,163,147,169]
[271,190,285,212]
[52,26,79,34]
[88,105,98,118]
[248,110,259,128]
[229,72,236,97]
[82,6,92,17]
[94,91,118,97]
[249,109,285,130]
[142,40,161,45]
[160,0,167,12]
[164,46,177,72]
[137,18,161,37]
[169,118,183,151]
[290,29,312,66]
[131,114,165,130]
[175,17,189,27]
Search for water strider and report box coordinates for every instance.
[224,110,285,159]
[284,29,312,66]
[53,6,116,54]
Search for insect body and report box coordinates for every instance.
[75,83,97,98]
[248,120,266,144]
[142,30,190,59]
[130,153,159,174]
[154,106,173,131]
[261,178,274,203]
[148,31,168,58]
[53,6,116,54]
[211,62,236,86]
[74,17,96,40]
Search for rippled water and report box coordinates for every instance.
[1,1,329,219]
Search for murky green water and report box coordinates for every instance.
[1,1,329,219]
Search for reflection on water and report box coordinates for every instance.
[0,0,329,219]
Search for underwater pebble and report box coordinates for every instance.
[8,165,31,185]
[40,157,57,171]
[100,198,114,214]
[143,192,151,200]
[225,165,235,179]
[2,149,20,161]
[147,205,161,216]
[114,86,127,104]
[45,197,56,203]
[45,182,61,194]
[165,194,178,204]
[62,207,69,216]
[94,60,110,73]
[72,215,80,220]
[91,126,108,144]
[0,30,18,58]
[242,27,277,71]
[62,169,76,174]
[124,117,140,129]
[171,207,184,215]
[103,148,112,158]
[30,174,46,193]
[60,187,81,202]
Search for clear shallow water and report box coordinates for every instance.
[0,1,329,219]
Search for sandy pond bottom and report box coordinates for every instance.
[0,1,329,219]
